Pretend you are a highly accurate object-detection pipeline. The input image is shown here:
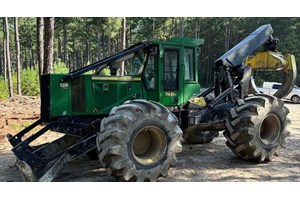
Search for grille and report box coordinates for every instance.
[71,77,86,112]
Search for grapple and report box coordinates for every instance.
[6,118,101,181]
[245,51,297,98]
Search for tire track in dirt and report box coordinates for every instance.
[0,97,299,182]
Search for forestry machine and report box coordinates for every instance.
[7,24,297,182]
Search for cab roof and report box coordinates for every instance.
[152,37,205,47]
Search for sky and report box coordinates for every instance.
[1,0,299,17]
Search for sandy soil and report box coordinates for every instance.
[0,96,299,182]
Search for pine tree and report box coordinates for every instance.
[14,17,21,95]
[3,17,13,97]
[43,17,54,74]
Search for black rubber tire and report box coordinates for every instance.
[224,94,290,162]
[96,100,182,181]
[291,95,300,104]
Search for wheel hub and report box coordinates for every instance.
[132,126,167,166]
[259,114,281,145]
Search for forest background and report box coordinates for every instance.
[1,17,300,100]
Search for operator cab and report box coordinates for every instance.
[147,37,204,106]
[93,37,204,107]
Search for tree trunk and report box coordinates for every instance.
[180,17,184,37]
[102,32,106,58]
[97,28,101,60]
[85,18,90,65]
[23,47,27,69]
[119,17,126,76]
[57,30,62,61]
[107,37,111,56]
[37,17,44,76]
[195,17,198,38]
[4,17,13,98]
[63,18,67,64]
[0,45,2,76]
[71,34,75,71]
[163,19,166,40]
[14,17,21,95]
[43,17,54,74]
[80,50,84,67]
[224,24,231,52]
[128,24,131,46]
[2,19,7,81]
[174,17,178,36]
[30,38,35,69]
[152,18,155,39]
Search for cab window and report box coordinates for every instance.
[184,48,195,81]
[144,49,157,89]
[164,49,179,90]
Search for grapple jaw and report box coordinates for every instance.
[14,154,67,182]
[7,119,100,182]
[273,54,297,98]
[246,53,297,98]
[15,159,38,182]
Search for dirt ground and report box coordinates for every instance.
[0,96,300,182]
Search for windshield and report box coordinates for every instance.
[95,50,147,76]
[294,85,300,90]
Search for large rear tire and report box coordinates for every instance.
[96,100,182,181]
[224,94,290,162]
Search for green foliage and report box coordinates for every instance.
[0,76,9,100]
[20,68,40,96]
[1,69,40,100]
[253,75,265,87]
[53,60,69,73]
[100,68,111,76]
[2,17,300,98]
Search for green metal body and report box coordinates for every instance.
[43,37,204,121]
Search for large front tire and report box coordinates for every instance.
[224,94,290,162]
[96,100,182,181]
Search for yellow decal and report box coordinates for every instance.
[92,76,141,81]
[165,92,177,97]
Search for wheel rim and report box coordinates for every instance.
[259,114,281,145]
[292,96,299,103]
[132,126,167,166]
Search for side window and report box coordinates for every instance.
[272,84,281,89]
[144,53,157,89]
[164,49,179,90]
[184,48,195,81]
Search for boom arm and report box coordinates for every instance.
[214,24,297,99]
[215,24,273,68]
[61,41,152,82]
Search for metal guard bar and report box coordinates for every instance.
[61,41,152,82]
[6,119,99,181]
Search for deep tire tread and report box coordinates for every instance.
[224,94,290,162]
[97,100,182,181]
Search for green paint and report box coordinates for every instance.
[44,37,204,120]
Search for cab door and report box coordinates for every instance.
[161,48,180,106]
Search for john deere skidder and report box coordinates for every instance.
[7,24,297,181]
